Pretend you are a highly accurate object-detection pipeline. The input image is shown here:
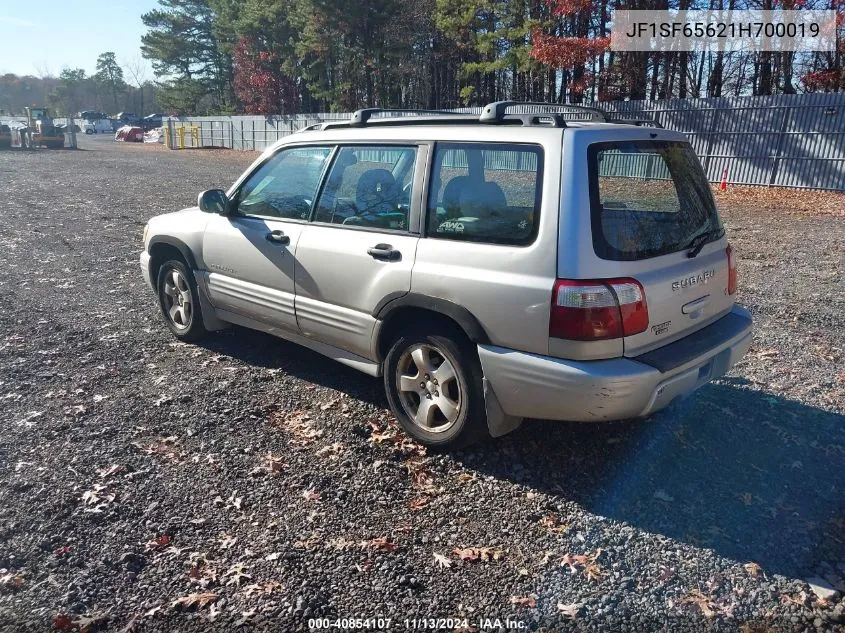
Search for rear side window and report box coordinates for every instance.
[426,143,543,245]
[589,141,722,261]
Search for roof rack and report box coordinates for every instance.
[479,101,609,124]
[299,102,660,131]
[349,108,460,126]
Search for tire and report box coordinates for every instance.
[384,324,488,450]
[156,259,208,342]
[85,129,94,135]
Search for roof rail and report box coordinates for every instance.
[349,108,459,126]
[480,101,608,124]
[606,117,664,129]
[299,122,324,132]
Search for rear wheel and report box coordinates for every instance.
[384,325,488,450]
[156,259,208,342]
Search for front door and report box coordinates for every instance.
[202,145,334,331]
[294,144,425,359]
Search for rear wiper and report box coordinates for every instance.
[683,227,725,258]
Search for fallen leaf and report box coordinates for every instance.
[557,602,580,618]
[73,613,107,633]
[658,565,676,583]
[561,549,607,581]
[538,515,569,534]
[243,580,281,597]
[302,489,321,502]
[780,590,810,607]
[737,492,754,506]
[219,534,237,549]
[433,552,452,569]
[96,464,123,478]
[453,547,502,562]
[53,614,74,631]
[744,562,763,578]
[0,572,24,590]
[316,442,345,458]
[250,453,287,477]
[145,534,171,551]
[510,595,537,608]
[681,589,720,618]
[409,496,430,511]
[235,609,257,626]
[171,592,220,611]
[227,493,243,511]
[223,563,252,587]
[205,603,221,622]
[584,561,608,582]
[360,537,398,552]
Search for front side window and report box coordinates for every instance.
[313,146,417,231]
[589,141,722,261]
[426,143,543,245]
[235,146,333,220]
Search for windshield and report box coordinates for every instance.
[588,140,722,261]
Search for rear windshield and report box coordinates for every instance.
[588,141,722,261]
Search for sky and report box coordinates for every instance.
[0,0,160,78]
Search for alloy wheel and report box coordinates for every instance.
[396,343,463,433]
[161,268,193,330]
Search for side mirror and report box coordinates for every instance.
[198,189,229,214]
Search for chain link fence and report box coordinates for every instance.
[162,93,845,191]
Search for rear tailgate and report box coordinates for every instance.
[565,132,735,357]
[619,245,733,356]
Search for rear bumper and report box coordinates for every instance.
[478,305,752,422]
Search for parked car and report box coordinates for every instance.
[79,119,113,134]
[139,102,752,450]
[115,112,138,125]
[141,113,164,130]
[80,110,109,121]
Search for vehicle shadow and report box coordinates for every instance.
[461,378,845,579]
[198,327,844,578]
[198,325,388,409]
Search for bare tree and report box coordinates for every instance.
[124,56,148,115]
[33,61,54,79]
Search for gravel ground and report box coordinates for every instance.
[0,137,843,633]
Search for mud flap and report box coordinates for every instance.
[195,272,231,332]
[483,377,522,438]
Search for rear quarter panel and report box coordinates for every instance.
[411,132,562,356]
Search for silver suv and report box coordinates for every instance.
[140,102,752,450]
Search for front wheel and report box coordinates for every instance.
[384,325,488,450]
[156,259,208,342]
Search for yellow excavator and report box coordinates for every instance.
[11,107,66,149]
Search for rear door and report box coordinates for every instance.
[293,144,426,359]
[584,138,734,356]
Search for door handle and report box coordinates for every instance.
[266,230,290,245]
[367,243,400,261]
[682,294,710,314]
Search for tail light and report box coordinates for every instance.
[726,244,737,295]
[550,278,648,341]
